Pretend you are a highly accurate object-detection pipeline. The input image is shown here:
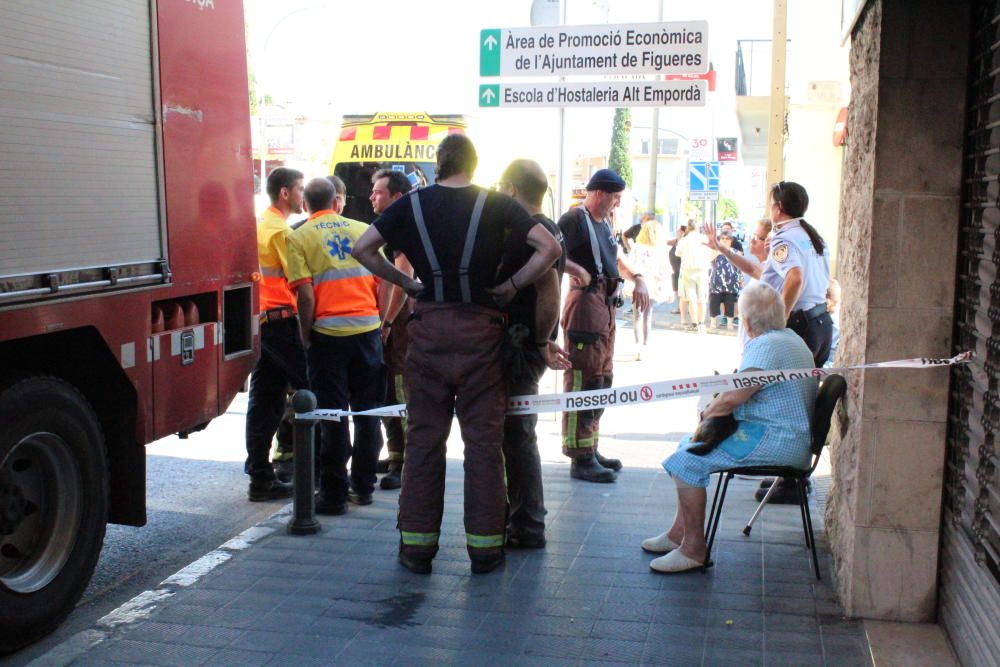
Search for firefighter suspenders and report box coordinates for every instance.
[409,189,488,303]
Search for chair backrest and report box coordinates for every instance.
[810,374,847,460]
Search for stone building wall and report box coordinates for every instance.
[825,0,969,621]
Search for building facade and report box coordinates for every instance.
[829,1,999,664]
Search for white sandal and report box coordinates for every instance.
[641,531,681,554]
[649,549,713,574]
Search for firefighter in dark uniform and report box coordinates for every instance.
[245,167,306,501]
[369,168,413,491]
[353,135,562,574]
[706,180,831,503]
[559,169,650,483]
[495,159,571,549]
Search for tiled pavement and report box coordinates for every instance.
[61,462,870,667]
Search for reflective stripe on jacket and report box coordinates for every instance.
[286,210,380,337]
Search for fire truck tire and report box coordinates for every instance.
[0,375,108,655]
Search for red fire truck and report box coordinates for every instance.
[0,1,258,650]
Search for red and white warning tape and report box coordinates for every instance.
[295,352,971,421]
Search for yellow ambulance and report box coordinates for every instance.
[329,112,466,222]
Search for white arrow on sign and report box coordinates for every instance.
[484,34,498,50]
[481,88,497,103]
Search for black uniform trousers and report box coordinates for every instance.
[245,317,307,481]
[502,350,548,541]
[307,329,384,503]
[787,307,834,367]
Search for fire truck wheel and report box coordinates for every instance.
[0,375,108,655]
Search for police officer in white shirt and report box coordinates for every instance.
[707,182,832,366]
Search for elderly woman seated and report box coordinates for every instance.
[643,283,818,574]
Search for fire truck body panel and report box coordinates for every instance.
[0,0,257,651]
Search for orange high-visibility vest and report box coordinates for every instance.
[286,210,380,337]
[257,206,297,312]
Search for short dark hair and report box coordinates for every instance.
[372,169,412,196]
[436,134,477,181]
[266,167,304,203]
[325,174,346,196]
[501,159,548,206]
[304,177,336,212]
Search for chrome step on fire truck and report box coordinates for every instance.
[0,1,258,651]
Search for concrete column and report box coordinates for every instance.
[827,0,970,621]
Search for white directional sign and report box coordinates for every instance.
[479,80,707,108]
[480,21,708,77]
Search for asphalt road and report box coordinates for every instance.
[6,393,287,666]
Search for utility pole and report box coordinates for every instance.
[765,0,788,201]
[646,0,664,216]
[556,0,568,214]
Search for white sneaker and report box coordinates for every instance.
[649,549,712,574]
[641,531,680,554]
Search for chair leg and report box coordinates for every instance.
[796,480,812,551]
[706,473,731,561]
[797,479,821,580]
[706,473,724,541]
[743,481,779,536]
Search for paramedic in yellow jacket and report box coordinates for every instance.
[286,176,384,515]
[245,167,305,502]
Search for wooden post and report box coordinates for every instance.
[766,0,788,201]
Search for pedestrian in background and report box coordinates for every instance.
[630,213,661,358]
[708,232,742,330]
[677,222,713,332]
[352,135,561,574]
[667,223,687,316]
[286,176,384,516]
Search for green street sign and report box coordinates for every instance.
[480,29,501,76]
[479,84,500,107]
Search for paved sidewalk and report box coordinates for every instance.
[44,462,868,667]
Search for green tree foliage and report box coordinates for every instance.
[719,197,739,220]
[608,108,633,188]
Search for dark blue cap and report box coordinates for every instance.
[586,168,626,192]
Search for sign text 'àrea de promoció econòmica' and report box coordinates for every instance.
[480,21,708,77]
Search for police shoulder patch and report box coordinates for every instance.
[772,244,789,263]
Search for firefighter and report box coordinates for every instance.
[370,169,413,491]
[353,135,562,574]
[495,159,570,549]
[245,167,306,501]
[559,169,649,483]
[286,176,384,515]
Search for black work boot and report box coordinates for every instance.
[595,450,623,472]
[376,458,391,474]
[248,478,293,502]
[380,469,402,490]
[398,552,433,574]
[470,553,506,574]
[507,529,546,549]
[273,459,294,484]
[570,456,617,483]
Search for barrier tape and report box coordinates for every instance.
[295,352,971,422]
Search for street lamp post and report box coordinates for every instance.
[646,0,665,215]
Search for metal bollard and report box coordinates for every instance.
[288,389,321,535]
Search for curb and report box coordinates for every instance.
[28,505,292,666]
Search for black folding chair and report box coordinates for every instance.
[702,374,847,580]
